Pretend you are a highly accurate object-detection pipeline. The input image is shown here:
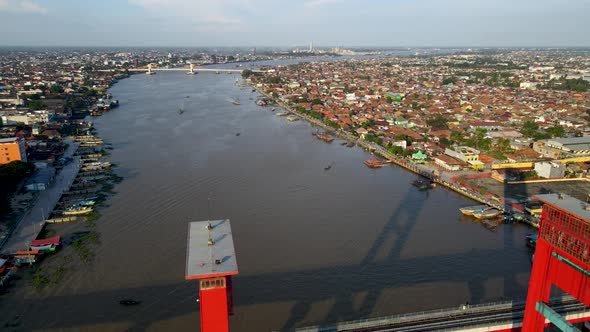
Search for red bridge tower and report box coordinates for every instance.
[186,219,238,332]
[523,193,590,331]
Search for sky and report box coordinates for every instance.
[0,0,589,47]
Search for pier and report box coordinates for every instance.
[0,140,81,254]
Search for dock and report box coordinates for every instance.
[0,140,81,254]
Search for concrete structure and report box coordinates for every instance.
[522,193,590,331]
[25,166,56,191]
[534,137,590,159]
[445,146,484,170]
[434,154,462,171]
[1,110,54,125]
[186,219,238,332]
[534,161,565,179]
[0,137,26,165]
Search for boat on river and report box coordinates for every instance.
[364,158,388,168]
[286,115,299,122]
[473,208,501,219]
[63,206,93,216]
[412,179,433,191]
[313,132,334,143]
[460,205,491,216]
[276,112,289,117]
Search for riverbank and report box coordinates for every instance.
[0,121,123,296]
[250,83,536,225]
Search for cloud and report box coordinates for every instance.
[0,0,47,13]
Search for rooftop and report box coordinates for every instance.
[534,193,590,222]
[0,137,18,144]
[185,219,238,280]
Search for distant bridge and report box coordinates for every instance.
[99,63,264,74]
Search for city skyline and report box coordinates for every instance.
[0,0,589,47]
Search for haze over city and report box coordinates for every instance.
[1,0,590,47]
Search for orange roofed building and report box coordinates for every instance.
[0,137,27,165]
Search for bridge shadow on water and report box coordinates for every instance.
[0,175,534,331]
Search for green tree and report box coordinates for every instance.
[546,126,566,138]
[28,99,46,110]
[311,98,323,105]
[426,115,449,129]
[442,77,457,85]
[521,120,539,137]
[241,69,253,78]
[50,85,64,94]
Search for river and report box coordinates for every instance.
[0,63,534,331]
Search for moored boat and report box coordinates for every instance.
[412,179,433,191]
[473,208,501,219]
[459,205,491,216]
[314,132,334,143]
[63,206,93,216]
[364,158,388,168]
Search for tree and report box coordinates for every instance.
[28,99,46,110]
[521,120,539,138]
[311,98,323,105]
[426,115,449,129]
[442,77,457,85]
[546,126,566,138]
[241,69,254,78]
[50,84,64,94]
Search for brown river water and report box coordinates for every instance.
[0,64,535,331]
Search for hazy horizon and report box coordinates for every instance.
[1,0,589,47]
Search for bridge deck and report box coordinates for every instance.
[295,296,589,332]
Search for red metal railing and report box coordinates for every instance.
[540,204,590,265]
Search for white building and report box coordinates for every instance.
[534,161,565,179]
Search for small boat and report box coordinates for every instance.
[276,112,289,117]
[525,234,537,248]
[30,244,56,253]
[286,115,299,122]
[63,206,93,216]
[364,158,388,168]
[236,133,241,136]
[324,163,334,171]
[459,205,491,216]
[347,142,355,147]
[314,132,334,143]
[271,108,276,112]
[412,179,433,191]
[119,299,141,306]
[341,142,347,146]
[473,208,501,219]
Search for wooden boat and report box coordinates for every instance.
[364,158,388,168]
[314,132,334,143]
[412,180,433,191]
[276,112,289,117]
[286,115,299,122]
[63,206,93,216]
[459,205,490,216]
[347,142,355,147]
[119,299,141,306]
[30,244,56,253]
[473,208,501,219]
